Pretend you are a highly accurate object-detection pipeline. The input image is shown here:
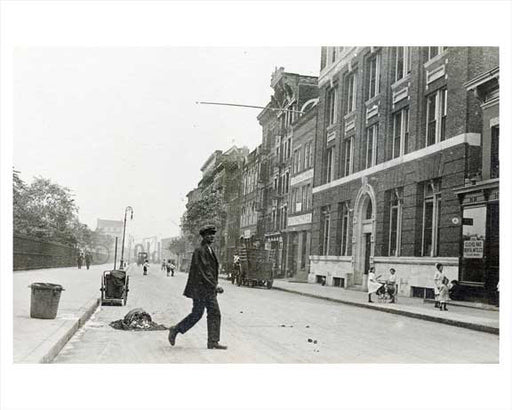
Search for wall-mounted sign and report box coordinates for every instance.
[463,239,484,258]
[451,217,460,225]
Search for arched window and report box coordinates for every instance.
[365,198,373,220]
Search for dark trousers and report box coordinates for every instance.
[176,295,221,344]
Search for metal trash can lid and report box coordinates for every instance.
[28,282,65,291]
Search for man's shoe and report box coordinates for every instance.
[207,342,227,350]
[168,326,178,346]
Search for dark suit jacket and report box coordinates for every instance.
[183,240,219,299]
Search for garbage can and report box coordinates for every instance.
[29,283,65,319]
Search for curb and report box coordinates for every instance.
[272,286,499,335]
[27,298,101,364]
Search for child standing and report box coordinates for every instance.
[143,260,149,276]
[438,276,449,311]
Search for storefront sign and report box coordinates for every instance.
[243,229,251,239]
[463,239,484,258]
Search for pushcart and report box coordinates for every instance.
[100,269,129,306]
[234,247,274,289]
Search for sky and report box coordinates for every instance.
[13,47,320,241]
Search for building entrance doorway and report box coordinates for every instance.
[352,181,376,287]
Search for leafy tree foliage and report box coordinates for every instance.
[13,169,100,248]
[181,189,226,246]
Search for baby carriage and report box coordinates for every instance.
[100,269,129,306]
[377,280,397,303]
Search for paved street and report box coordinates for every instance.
[53,263,498,364]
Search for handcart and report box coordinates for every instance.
[100,269,129,306]
[235,247,274,289]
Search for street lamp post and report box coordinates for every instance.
[120,206,133,269]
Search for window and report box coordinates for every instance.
[428,46,447,60]
[321,206,331,255]
[395,47,412,82]
[309,141,314,168]
[426,88,447,146]
[367,53,380,100]
[491,125,499,179]
[363,124,378,169]
[392,107,410,158]
[327,86,338,126]
[303,144,309,169]
[293,148,300,174]
[272,208,277,231]
[282,205,288,229]
[331,47,337,63]
[326,147,335,183]
[422,181,441,257]
[342,137,353,177]
[338,202,350,256]
[345,72,357,114]
[461,206,487,282]
[284,172,290,194]
[388,189,403,257]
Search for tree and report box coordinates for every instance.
[167,235,189,269]
[13,170,95,247]
[181,189,226,246]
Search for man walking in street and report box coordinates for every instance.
[168,225,227,350]
[77,253,83,269]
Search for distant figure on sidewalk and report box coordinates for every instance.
[77,253,83,269]
[367,267,382,303]
[433,263,444,308]
[85,253,91,270]
[168,225,227,350]
[438,276,449,311]
[166,260,175,277]
[143,260,149,276]
[161,259,166,271]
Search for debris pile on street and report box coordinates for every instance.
[109,308,167,331]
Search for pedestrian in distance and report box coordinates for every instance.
[161,259,166,271]
[143,259,149,276]
[438,276,449,311]
[433,263,444,308]
[367,266,382,303]
[166,259,175,277]
[168,225,227,350]
[85,252,91,270]
[77,253,83,269]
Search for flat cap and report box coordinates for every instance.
[199,225,217,236]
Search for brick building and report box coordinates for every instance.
[285,102,318,281]
[453,65,499,302]
[309,47,499,299]
[257,68,318,277]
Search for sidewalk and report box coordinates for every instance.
[270,279,499,335]
[13,263,118,363]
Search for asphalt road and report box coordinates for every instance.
[53,264,499,363]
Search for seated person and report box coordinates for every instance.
[449,280,464,301]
